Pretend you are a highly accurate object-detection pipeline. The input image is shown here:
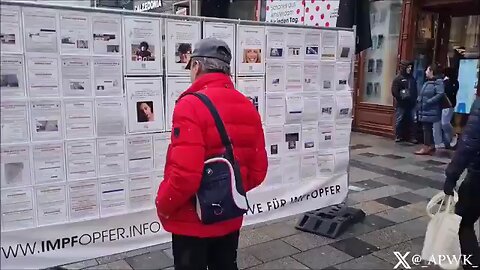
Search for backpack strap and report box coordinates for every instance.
[186,92,235,163]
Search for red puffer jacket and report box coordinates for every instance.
[155,73,268,238]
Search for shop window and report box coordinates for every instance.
[362,0,402,105]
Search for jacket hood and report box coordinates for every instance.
[399,60,413,76]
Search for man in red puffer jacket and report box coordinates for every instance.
[156,38,268,270]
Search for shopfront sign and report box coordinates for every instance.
[134,0,162,12]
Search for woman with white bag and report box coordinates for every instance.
[442,94,480,269]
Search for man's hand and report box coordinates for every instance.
[443,180,455,196]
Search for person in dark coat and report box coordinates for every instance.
[415,64,444,155]
[433,67,459,148]
[444,96,480,269]
[391,60,417,142]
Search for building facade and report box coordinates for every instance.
[354,0,480,137]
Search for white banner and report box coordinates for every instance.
[1,173,347,269]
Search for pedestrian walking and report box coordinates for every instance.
[155,38,268,270]
[391,60,418,143]
[433,67,459,149]
[443,95,480,269]
[415,64,445,155]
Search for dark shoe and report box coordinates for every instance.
[415,146,435,155]
[395,137,402,143]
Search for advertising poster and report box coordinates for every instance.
[63,99,95,139]
[166,77,190,130]
[92,14,122,55]
[32,142,66,184]
[203,22,236,74]
[99,175,128,217]
[166,20,201,75]
[26,56,60,97]
[124,17,162,75]
[95,98,125,137]
[127,135,154,173]
[1,54,26,98]
[35,184,68,226]
[237,77,266,121]
[0,6,23,53]
[126,78,164,133]
[97,137,127,177]
[321,30,338,61]
[93,57,123,97]
[304,29,321,60]
[0,100,29,144]
[286,29,304,61]
[266,62,285,93]
[265,0,304,24]
[23,8,58,53]
[65,140,97,181]
[1,144,32,188]
[266,27,286,61]
[30,100,63,142]
[337,30,355,62]
[59,11,92,55]
[1,187,35,231]
[61,57,92,97]
[237,25,265,75]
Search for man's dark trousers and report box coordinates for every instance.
[395,106,416,140]
[455,171,480,269]
[172,231,239,270]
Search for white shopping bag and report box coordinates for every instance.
[422,192,462,270]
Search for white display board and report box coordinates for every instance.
[0,2,354,269]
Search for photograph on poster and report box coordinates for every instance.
[92,14,122,55]
[282,155,300,184]
[127,135,154,173]
[66,140,97,181]
[30,100,63,141]
[301,154,317,181]
[336,62,351,91]
[320,62,335,92]
[35,184,68,226]
[68,180,99,221]
[128,173,153,212]
[284,124,301,153]
[95,98,125,136]
[166,77,190,129]
[286,30,304,61]
[265,93,286,126]
[64,99,95,139]
[318,122,334,147]
[337,30,355,62]
[154,133,170,171]
[1,6,23,53]
[286,63,303,92]
[97,137,126,177]
[237,77,265,120]
[304,30,320,60]
[1,144,31,188]
[319,94,335,121]
[60,12,91,54]
[93,57,123,97]
[32,142,66,184]
[124,17,161,75]
[23,8,58,53]
[26,56,60,97]
[318,151,334,176]
[166,20,200,75]
[99,176,127,217]
[1,54,26,98]
[265,125,284,157]
[266,62,285,93]
[321,30,337,60]
[304,63,320,92]
[62,57,92,97]
[1,187,35,232]
[266,27,285,60]
[203,22,236,73]
[237,25,265,75]
[1,100,29,144]
[126,78,164,133]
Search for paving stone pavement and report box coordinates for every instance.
[60,133,466,270]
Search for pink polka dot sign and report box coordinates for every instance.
[304,0,339,27]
